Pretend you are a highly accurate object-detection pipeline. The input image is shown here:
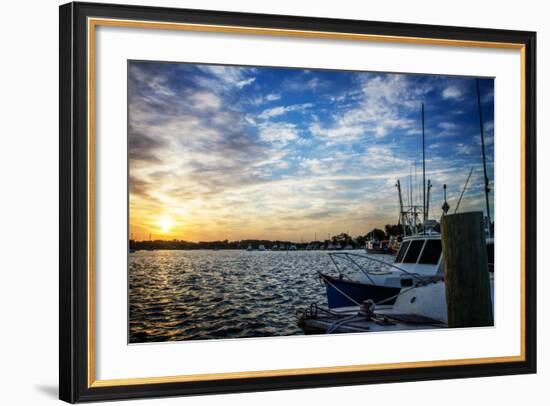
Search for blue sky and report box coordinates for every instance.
[128,61,494,242]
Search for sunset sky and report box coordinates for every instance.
[128,61,494,242]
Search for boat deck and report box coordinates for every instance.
[297,305,446,334]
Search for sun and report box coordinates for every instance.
[158,216,174,233]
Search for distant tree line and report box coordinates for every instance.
[129,223,432,251]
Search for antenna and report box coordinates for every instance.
[426,179,432,220]
[422,103,426,228]
[409,167,413,207]
[414,161,418,205]
[476,79,492,238]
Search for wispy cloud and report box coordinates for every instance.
[442,85,463,99]
[309,121,364,139]
[258,122,299,144]
[248,92,282,106]
[308,74,428,142]
[284,75,327,92]
[258,103,313,120]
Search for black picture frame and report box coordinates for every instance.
[60,1,537,403]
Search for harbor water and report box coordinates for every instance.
[129,249,385,343]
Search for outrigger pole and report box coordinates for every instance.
[396,179,407,236]
[476,79,492,238]
[455,166,474,214]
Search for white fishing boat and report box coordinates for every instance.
[320,232,494,308]
[258,244,266,251]
[301,97,496,333]
[321,232,441,308]
[318,100,495,310]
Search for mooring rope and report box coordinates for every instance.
[319,273,361,306]
[326,314,363,334]
[374,285,418,306]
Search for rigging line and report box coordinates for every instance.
[375,285,417,306]
[329,252,423,280]
[454,166,474,214]
[476,78,492,238]
[319,273,361,306]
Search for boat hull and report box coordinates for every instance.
[320,273,401,309]
[365,248,395,255]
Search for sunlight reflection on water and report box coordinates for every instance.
[129,249,379,343]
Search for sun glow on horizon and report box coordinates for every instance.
[158,216,175,234]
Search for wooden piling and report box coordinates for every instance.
[441,211,493,327]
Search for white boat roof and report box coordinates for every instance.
[402,233,441,242]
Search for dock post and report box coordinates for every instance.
[441,211,493,327]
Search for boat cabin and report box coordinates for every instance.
[393,235,443,276]
[393,234,495,275]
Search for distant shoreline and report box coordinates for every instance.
[129,240,361,251]
[128,236,375,251]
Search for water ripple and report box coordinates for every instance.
[129,250,368,343]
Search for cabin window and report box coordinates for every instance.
[395,241,410,263]
[418,239,442,265]
[403,240,424,263]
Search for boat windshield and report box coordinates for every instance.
[394,241,410,263]
[418,239,442,264]
[403,240,424,263]
[395,237,487,267]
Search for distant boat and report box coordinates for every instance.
[272,244,278,250]
[344,244,353,250]
[258,244,266,251]
[289,244,297,251]
[365,239,392,255]
[247,244,253,251]
[334,243,342,250]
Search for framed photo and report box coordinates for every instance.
[59,2,536,403]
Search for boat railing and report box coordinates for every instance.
[327,252,424,285]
